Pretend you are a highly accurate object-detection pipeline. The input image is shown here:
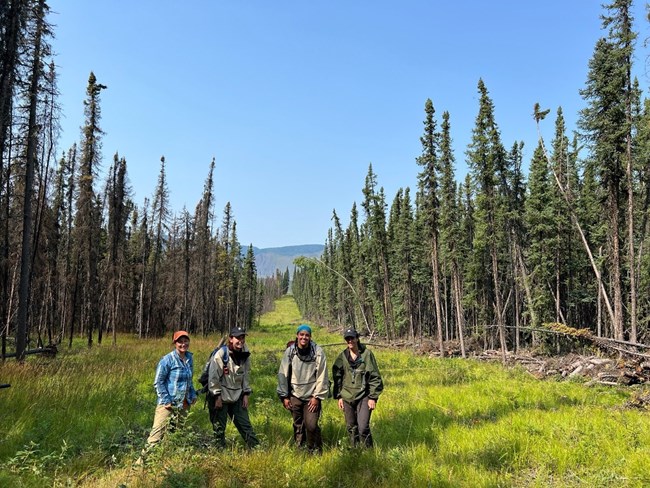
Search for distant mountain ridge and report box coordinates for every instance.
[253,244,324,277]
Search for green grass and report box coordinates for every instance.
[1,296,650,487]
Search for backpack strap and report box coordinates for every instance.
[287,344,297,397]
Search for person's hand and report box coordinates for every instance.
[282,398,291,410]
[163,403,172,410]
[214,396,222,409]
[191,397,197,406]
[242,394,249,409]
[338,398,344,410]
[307,397,320,413]
[368,399,376,410]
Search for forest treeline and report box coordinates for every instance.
[293,1,650,357]
[0,1,289,359]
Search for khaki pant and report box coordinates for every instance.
[146,403,188,446]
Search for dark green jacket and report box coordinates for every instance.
[332,344,383,403]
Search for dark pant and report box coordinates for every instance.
[343,396,373,447]
[208,395,259,449]
[289,396,322,453]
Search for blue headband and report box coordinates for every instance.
[297,324,312,334]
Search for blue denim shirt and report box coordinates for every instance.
[153,349,197,408]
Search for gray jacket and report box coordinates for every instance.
[277,342,329,401]
[208,345,252,403]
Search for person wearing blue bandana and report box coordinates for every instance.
[277,324,329,454]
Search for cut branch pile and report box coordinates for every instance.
[406,322,650,387]
[474,350,650,386]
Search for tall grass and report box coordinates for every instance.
[1,296,650,487]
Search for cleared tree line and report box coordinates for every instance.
[0,1,284,360]
[293,1,650,355]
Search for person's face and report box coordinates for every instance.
[229,335,245,351]
[174,336,190,355]
[296,330,311,348]
[345,336,358,350]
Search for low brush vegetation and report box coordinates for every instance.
[2,297,650,487]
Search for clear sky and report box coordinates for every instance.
[48,1,650,249]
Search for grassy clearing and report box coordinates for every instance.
[1,296,650,487]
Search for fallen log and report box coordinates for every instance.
[486,324,650,360]
[2,345,58,359]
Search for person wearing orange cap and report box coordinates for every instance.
[144,330,198,448]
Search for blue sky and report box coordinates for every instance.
[49,1,650,249]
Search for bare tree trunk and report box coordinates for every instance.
[431,243,444,357]
[0,0,23,361]
[555,247,561,323]
[138,278,145,339]
[547,281,567,324]
[3,262,18,358]
[16,0,46,361]
[510,239,522,351]
[380,254,394,341]
[609,190,624,340]
[68,266,79,348]
[112,267,122,346]
[598,246,603,337]
[451,264,466,358]
[516,242,538,343]
[442,263,450,341]
[491,246,507,363]
[625,125,637,342]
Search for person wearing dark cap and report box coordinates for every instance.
[207,326,259,449]
[332,327,383,448]
[144,330,198,447]
[277,324,329,454]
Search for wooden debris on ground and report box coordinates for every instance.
[471,350,650,386]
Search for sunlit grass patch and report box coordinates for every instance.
[2,296,650,487]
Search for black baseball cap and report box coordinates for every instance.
[230,327,246,338]
[343,328,358,339]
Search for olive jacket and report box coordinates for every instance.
[332,344,383,403]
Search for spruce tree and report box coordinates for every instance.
[578,0,636,339]
[195,157,215,334]
[387,187,416,339]
[525,142,556,327]
[147,156,170,336]
[360,165,394,338]
[105,153,129,344]
[466,79,508,359]
[238,245,257,329]
[439,111,466,356]
[72,72,106,347]
[416,99,445,356]
[348,202,372,333]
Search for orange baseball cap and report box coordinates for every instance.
[172,330,190,342]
